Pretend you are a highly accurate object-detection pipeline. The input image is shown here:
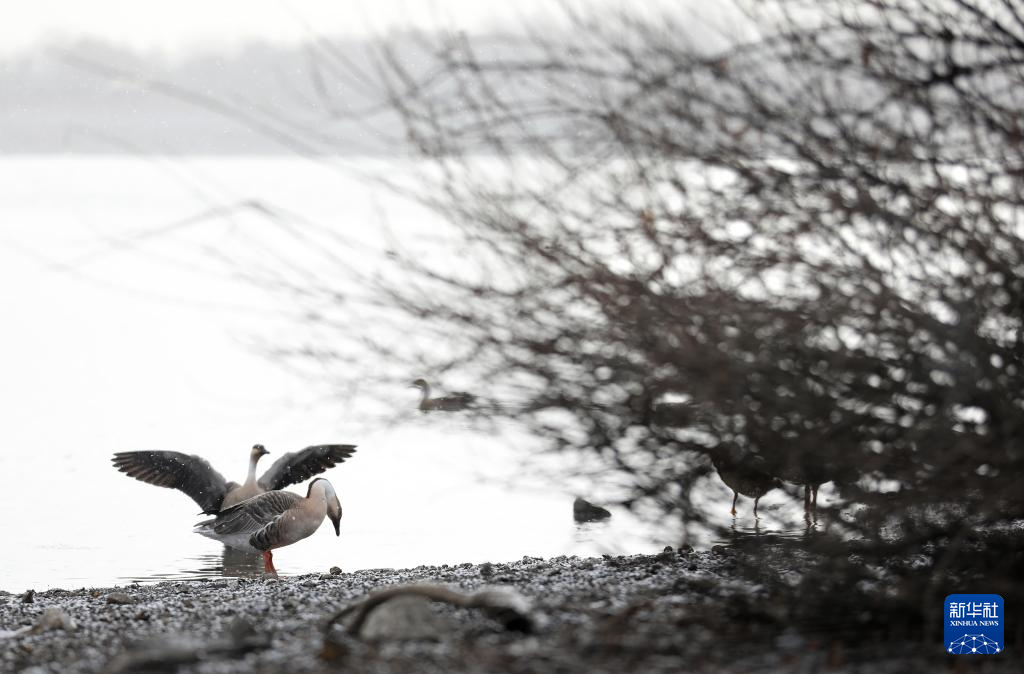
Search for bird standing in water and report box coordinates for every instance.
[112,443,356,514]
[411,378,476,412]
[773,444,860,518]
[194,478,343,573]
[708,447,783,518]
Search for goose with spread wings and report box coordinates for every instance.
[195,478,343,572]
[111,443,356,514]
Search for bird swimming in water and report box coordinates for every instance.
[194,478,343,573]
[112,443,356,514]
[411,378,476,412]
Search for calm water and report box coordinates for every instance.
[0,156,810,592]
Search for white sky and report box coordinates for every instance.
[0,0,570,54]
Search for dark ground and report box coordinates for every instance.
[1,549,1017,673]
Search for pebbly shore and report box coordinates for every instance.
[0,549,1013,673]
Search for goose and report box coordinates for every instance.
[112,443,356,514]
[194,478,342,572]
[411,378,475,412]
[708,447,782,518]
[773,447,860,516]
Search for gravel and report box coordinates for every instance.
[0,550,1013,673]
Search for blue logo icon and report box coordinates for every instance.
[945,594,1003,655]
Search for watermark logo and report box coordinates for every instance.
[945,594,1003,655]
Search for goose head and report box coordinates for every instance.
[410,378,428,390]
[250,444,271,461]
[308,478,343,536]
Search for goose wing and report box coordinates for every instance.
[112,451,229,514]
[202,490,302,536]
[257,444,356,491]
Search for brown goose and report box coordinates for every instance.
[112,443,356,514]
[194,478,343,572]
[411,378,475,412]
[773,447,860,516]
[708,447,782,518]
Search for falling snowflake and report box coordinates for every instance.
[948,634,1001,654]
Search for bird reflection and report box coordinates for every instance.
[719,517,818,549]
[573,519,611,540]
[218,547,270,578]
[732,517,764,537]
[123,547,270,584]
[180,548,269,579]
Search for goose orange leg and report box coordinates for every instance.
[262,550,277,573]
[730,491,738,517]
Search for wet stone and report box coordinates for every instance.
[106,592,135,605]
[360,595,451,641]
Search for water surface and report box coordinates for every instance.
[0,157,815,591]
[0,157,686,590]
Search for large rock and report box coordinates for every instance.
[573,497,612,523]
[361,595,452,641]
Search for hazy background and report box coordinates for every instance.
[0,0,721,155]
